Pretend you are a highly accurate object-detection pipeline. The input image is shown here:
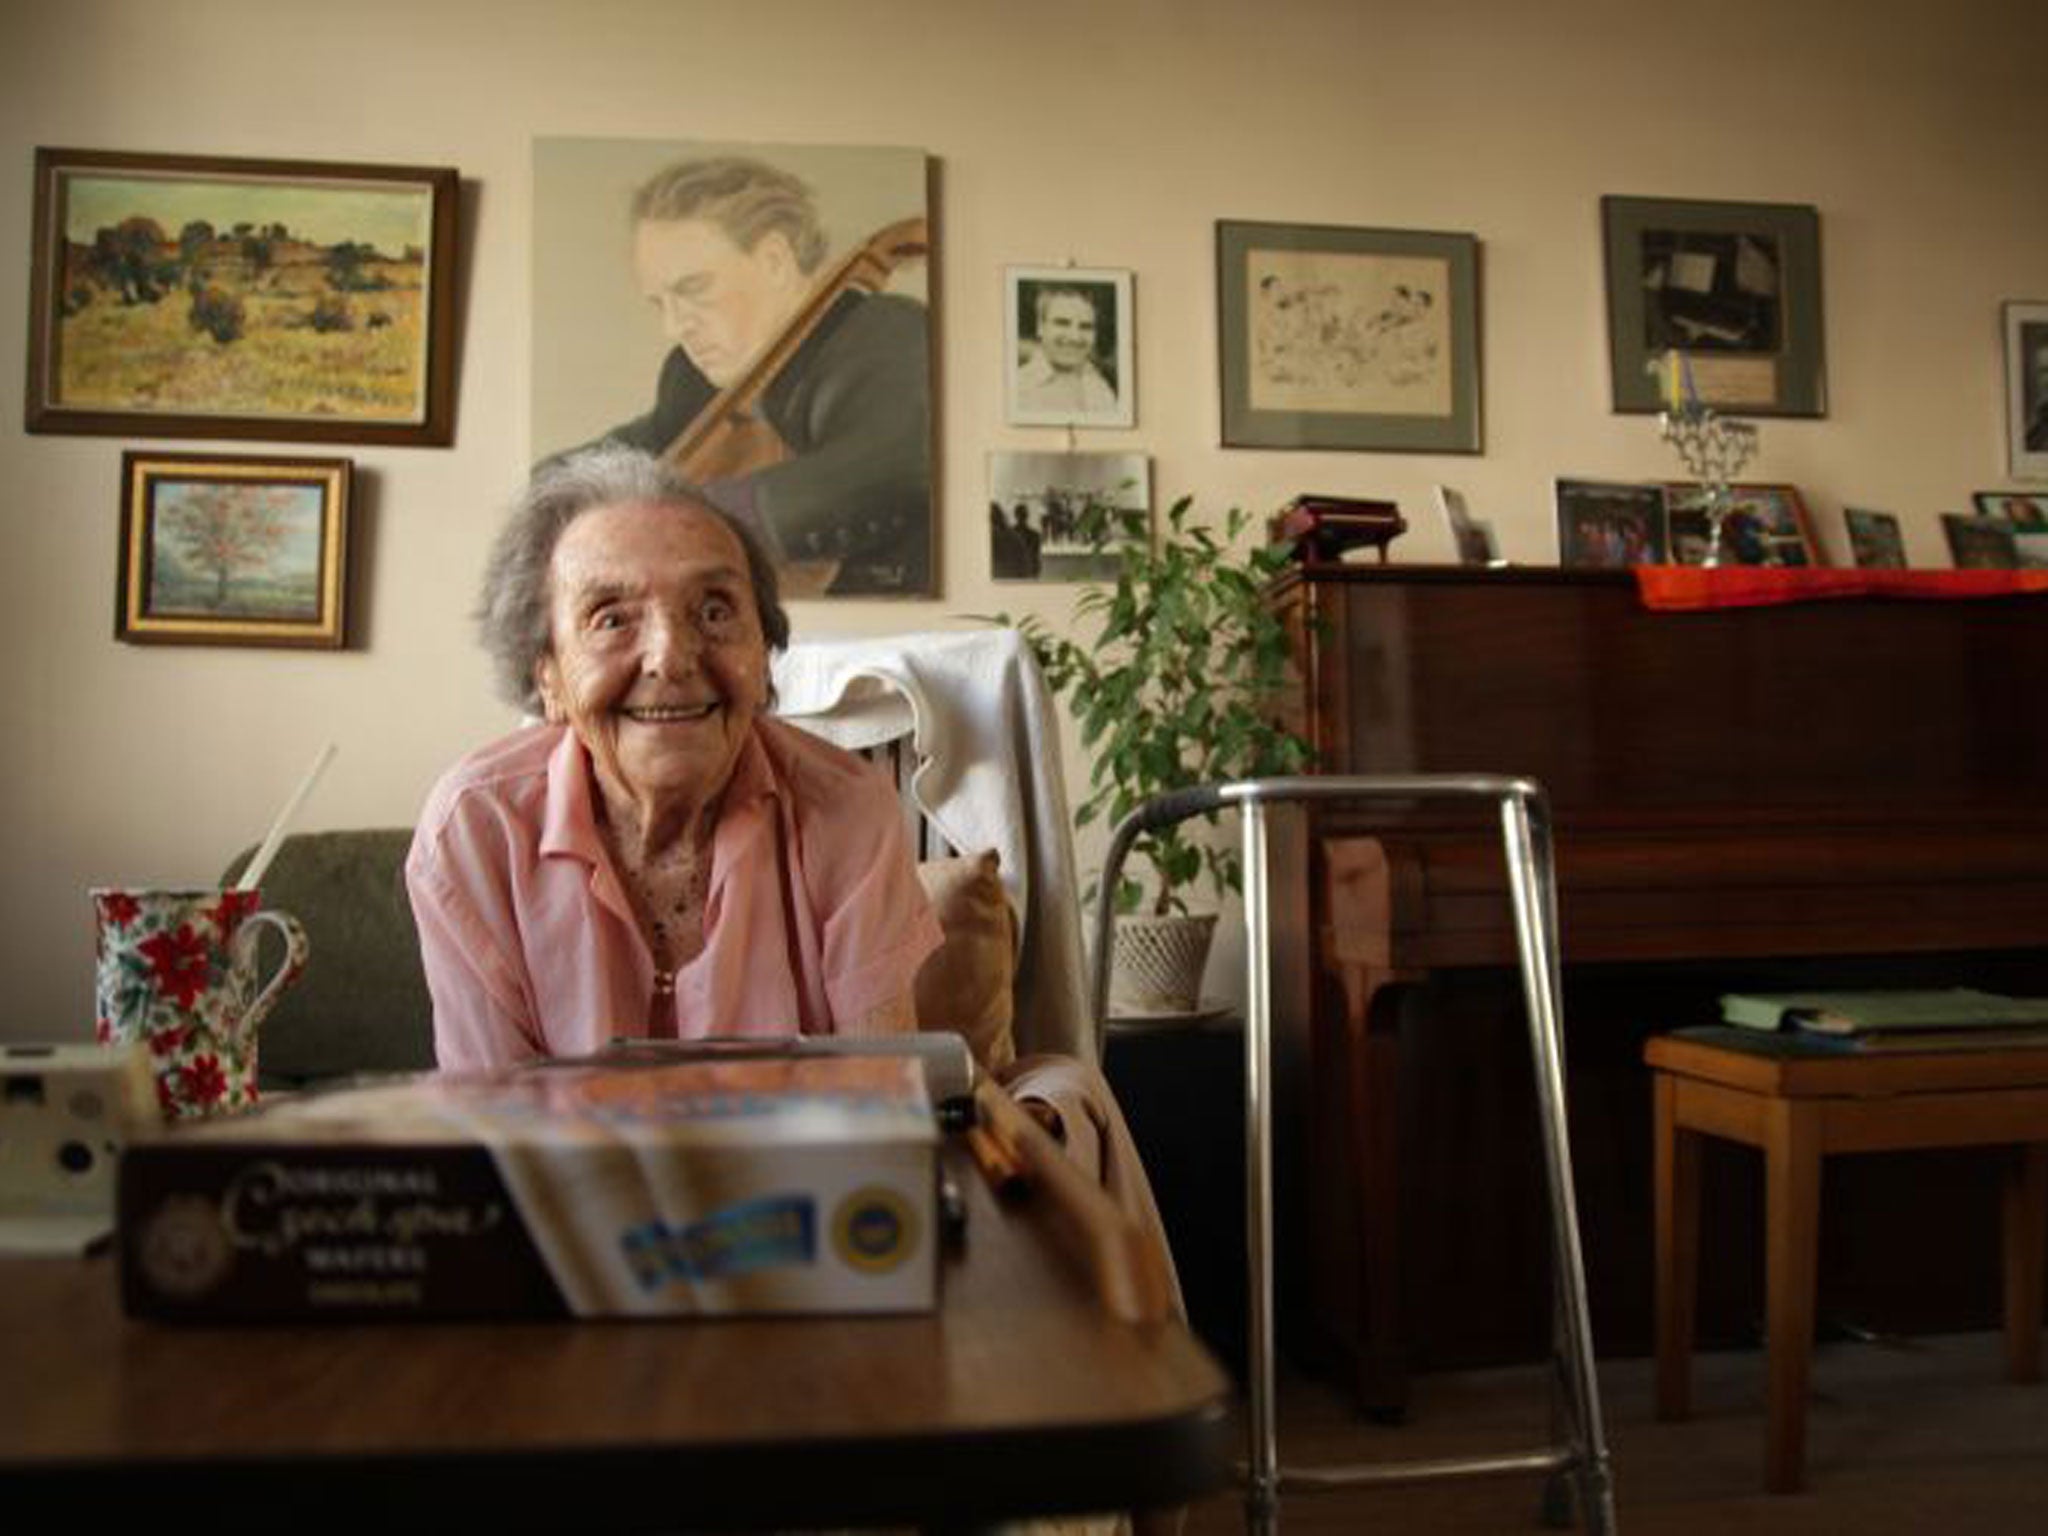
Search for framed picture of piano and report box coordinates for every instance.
[1554,478,1667,567]
[1664,482,1820,567]
[1601,195,1826,418]
[531,137,935,600]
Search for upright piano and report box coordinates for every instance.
[1267,564,2048,1413]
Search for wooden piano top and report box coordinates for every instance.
[1274,564,2048,969]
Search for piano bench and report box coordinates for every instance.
[1646,1028,2048,1494]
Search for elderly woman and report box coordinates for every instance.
[406,445,942,1070]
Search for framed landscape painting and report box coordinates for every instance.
[117,451,351,647]
[27,148,457,444]
[1602,195,1825,417]
[1217,220,1480,453]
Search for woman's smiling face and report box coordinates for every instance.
[535,498,769,826]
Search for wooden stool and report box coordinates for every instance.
[1648,1029,2048,1493]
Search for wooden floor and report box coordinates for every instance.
[1179,1331,2048,1535]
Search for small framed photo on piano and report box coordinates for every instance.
[1941,513,2021,569]
[1843,508,1907,569]
[1664,483,1819,567]
[1554,478,1667,567]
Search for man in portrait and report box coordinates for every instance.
[1015,283,1118,418]
[534,143,932,598]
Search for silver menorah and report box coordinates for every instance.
[1659,401,1759,567]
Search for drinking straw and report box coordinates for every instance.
[236,742,338,892]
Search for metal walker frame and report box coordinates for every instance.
[1090,776,1617,1533]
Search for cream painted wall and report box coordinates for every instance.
[3,0,2044,1039]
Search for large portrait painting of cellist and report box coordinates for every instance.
[533,138,933,598]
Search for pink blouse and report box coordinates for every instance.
[405,719,943,1073]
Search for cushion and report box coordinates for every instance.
[914,849,1017,1073]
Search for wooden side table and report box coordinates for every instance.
[1648,1028,2048,1493]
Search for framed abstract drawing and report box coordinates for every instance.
[27,147,457,444]
[1602,195,1825,417]
[117,451,351,648]
[1217,220,1480,453]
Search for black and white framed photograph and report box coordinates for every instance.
[987,450,1148,582]
[2004,302,2048,480]
[1843,508,1907,569]
[1554,478,1667,567]
[1218,221,1480,453]
[1602,195,1825,417]
[1004,266,1134,428]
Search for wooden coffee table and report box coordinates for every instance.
[1648,1028,2048,1492]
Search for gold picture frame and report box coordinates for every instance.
[117,451,352,648]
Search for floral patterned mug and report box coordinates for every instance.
[91,888,309,1120]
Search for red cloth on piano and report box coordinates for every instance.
[1635,566,2048,611]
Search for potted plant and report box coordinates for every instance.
[1006,495,1312,1014]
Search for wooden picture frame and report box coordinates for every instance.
[1555,478,1667,567]
[1217,220,1480,453]
[1972,490,2048,528]
[117,451,351,648]
[1004,265,1134,428]
[1843,508,1907,569]
[28,148,457,444]
[1602,195,1825,417]
[2005,301,2048,481]
[1941,512,2020,570]
[1664,482,1820,567]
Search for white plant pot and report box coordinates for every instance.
[1109,911,1218,1016]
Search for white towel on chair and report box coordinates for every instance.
[773,628,1091,1060]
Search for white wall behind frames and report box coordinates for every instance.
[3,0,2045,1035]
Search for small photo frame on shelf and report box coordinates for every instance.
[1555,478,1667,567]
[1664,483,1819,567]
[27,147,458,445]
[1940,512,2021,570]
[117,451,351,648]
[1972,490,2048,528]
[1217,220,1480,453]
[1004,265,1134,428]
[1432,484,1499,565]
[1602,195,1825,417]
[987,449,1149,582]
[1974,492,2048,568]
[2005,301,2048,480]
[1843,508,1907,569]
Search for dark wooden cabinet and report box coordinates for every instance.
[1267,564,2048,1412]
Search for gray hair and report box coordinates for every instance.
[477,445,790,714]
[630,157,828,276]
